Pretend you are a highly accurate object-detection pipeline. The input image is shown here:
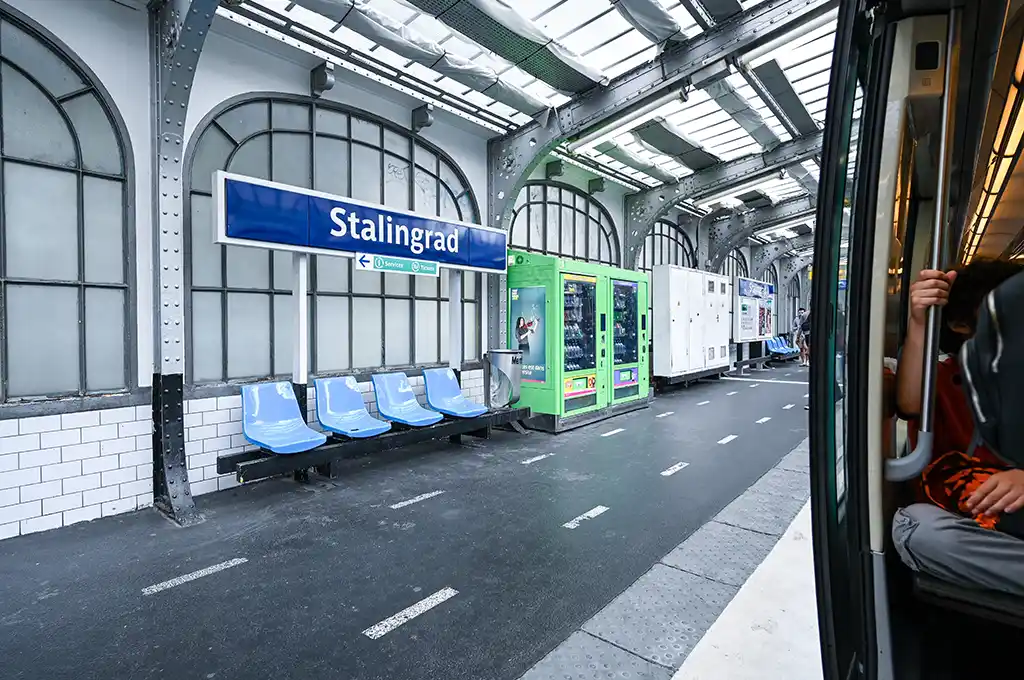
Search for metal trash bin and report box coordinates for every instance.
[486,349,522,408]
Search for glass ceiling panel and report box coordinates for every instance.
[235,0,841,197]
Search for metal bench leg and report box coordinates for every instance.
[315,462,337,479]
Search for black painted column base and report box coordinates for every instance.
[152,373,203,527]
[292,382,311,483]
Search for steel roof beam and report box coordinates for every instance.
[751,233,815,278]
[699,0,744,23]
[487,0,838,230]
[744,60,820,137]
[633,118,721,171]
[400,0,606,94]
[594,139,679,184]
[622,130,821,266]
[780,255,813,303]
[703,77,818,195]
[705,194,818,271]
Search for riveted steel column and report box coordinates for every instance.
[780,255,813,294]
[627,133,822,263]
[150,0,218,527]
[750,234,814,279]
[706,195,816,271]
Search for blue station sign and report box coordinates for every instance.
[213,171,507,273]
[736,277,775,299]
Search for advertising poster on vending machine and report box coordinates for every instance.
[733,277,775,342]
[509,287,546,382]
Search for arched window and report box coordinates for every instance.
[718,249,749,278]
[185,97,481,384]
[637,220,696,272]
[0,15,131,402]
[509,182,620,266]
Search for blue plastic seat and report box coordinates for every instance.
[241,382,327,454]
[314,376,391,438]
[423,368,488,418]
[371,372,443,427]
[768,337,783,354]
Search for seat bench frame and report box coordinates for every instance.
[218,407,532,483]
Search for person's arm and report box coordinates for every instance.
[895,269,956,417]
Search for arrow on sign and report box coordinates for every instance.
[358,254,370,268]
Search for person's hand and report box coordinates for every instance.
[909,269,957,326]
[966,469,1024,516]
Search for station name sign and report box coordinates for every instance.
[736,278,775,299]
[213,171,507,273]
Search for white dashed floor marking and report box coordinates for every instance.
[362,587,459,639]
[521,453,555,465]
[563,506,610,529]
[661,462,690,477]
[718,435,738,445]
[756,417,772,424]
[389,490,445,509]
[142,558,248,596]
[656,412,674,418]
[601,428,625,437]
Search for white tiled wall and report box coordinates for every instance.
[185,370,486,496]
[0,405,153,540]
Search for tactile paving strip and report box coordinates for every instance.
[749,467,810,501]
[582,564,737,669]
[519,631,673,680]
[714,489,806,536]
[660,520,779,586]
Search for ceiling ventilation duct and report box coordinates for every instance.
[594,139,679,184]
[703,78,819,195]
[609,0,686,44]
[291,0,552,118]
[398,0,608,94]
[632,117,721,171]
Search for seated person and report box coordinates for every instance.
[892,259,1024,597]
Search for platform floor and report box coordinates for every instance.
[0,366,811,680]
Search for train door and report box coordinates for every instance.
[810,0,879,677]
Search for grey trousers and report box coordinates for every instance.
[893,503,1024,597]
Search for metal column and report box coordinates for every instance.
[150,0,218,527]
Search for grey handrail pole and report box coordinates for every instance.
[886,12,957,482]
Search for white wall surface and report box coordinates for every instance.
[188,20,490,208]
[0,407,153,539]
[0,2,497,541]
[3,0,155,387]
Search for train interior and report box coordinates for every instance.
[836,1,1024,677]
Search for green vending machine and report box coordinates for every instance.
[507,250,649,432]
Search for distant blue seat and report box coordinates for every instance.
[241,382,327,454]
[423,368,488,418]
[315,376,391,439]
[767,337,798,359]
[371,372,443,427]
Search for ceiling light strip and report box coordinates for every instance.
[964,39,1024,263]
